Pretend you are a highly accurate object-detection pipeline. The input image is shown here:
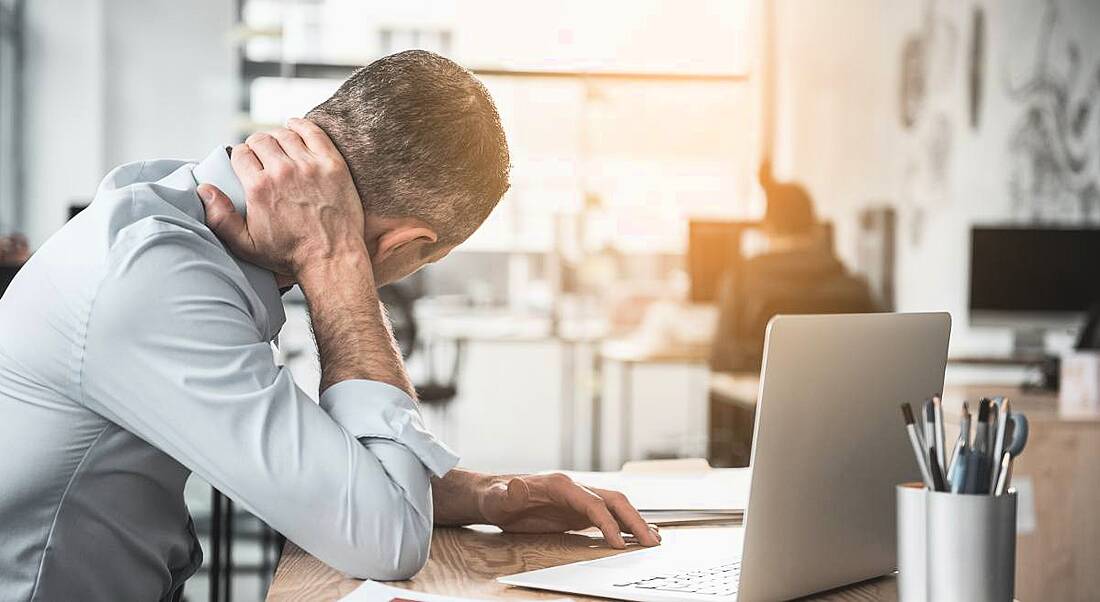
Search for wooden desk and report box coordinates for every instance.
[266,525,900,601]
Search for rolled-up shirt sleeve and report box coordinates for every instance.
[79,224,455,580]
[321,380,458,478]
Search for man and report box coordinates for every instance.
[710,159,874,374]
[0,50,658,601]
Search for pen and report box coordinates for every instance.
[994,451,1012,495]
[950,446,969,493]
[923,398,936,473]
[946,402,970,482]
[963,446,983,494]
[967,399,992,494]
[989,399,1010,492]
[933,395,947,476]
[901,403,934,489]
[987,399,1000,456]
[928,446,947,492]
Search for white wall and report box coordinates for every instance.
[22,0,236,246]
[770,0,1100,354]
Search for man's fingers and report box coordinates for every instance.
[245,131,291,170]
[554,483,625,548]
[594,487,660,547]
[581,496,626,549]
[270,127,312,162]
[287,117,340,157]
[198,184,252,256]
[230,143,262,182]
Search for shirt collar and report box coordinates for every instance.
[191,146,286,339]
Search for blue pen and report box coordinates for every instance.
[951,446,969,493]
[947,401,970,482]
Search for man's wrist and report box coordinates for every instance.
[295,242,375,294]
[432,469,501,526]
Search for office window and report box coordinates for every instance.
[239,0,756,253]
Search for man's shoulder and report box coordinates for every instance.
[96,157,194,195]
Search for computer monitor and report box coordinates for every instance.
[969,226,1100,353]
[688,220,754,303]
[688,220,836,303]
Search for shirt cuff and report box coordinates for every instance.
[319,380,459,477]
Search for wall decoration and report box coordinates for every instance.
[900,36,926,130]
[968,6,985,130]
[897,0,960,246]
[1004,0,1100,223]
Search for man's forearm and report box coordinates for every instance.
[296,246,415,398]
[431,469,494,526]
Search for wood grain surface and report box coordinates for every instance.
[266,524,900,601]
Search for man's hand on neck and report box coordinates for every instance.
[199,120,414,397]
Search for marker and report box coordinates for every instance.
[901,403,934,489]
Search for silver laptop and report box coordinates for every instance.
[499,312,951,601]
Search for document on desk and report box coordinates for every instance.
[339,580,574,601]
[560,467,750,513]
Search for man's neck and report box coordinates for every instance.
[275,273,297,289]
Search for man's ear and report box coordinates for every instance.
[373,224,438,264]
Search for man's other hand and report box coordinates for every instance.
[478,473,661,549]
[198,118,367,279]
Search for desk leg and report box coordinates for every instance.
[591,352,603,471]
[210,489,221,602]
[561,340,575,469]
[223,498,233,602]
[620,362,632,467]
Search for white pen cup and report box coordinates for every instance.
[896,483,927,602]
[896,485,1017,602]
[926,489,1016,602]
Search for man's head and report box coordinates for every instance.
[758,160,815,238]
[306,50,510,285]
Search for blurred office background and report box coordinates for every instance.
[2,0,1099,600]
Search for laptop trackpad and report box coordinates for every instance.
[584,526,743,570]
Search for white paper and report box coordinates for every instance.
[559,467,750,511]
[1014,476,1037,535]
[339,580,573,602]
[639,510,742,525]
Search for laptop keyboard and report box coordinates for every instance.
[614,561,740,596]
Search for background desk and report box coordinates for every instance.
[266,525,901,601]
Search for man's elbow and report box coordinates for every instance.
[337,506,432,581]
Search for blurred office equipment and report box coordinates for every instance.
[969,226,1100,356]
[0,264,17,296]
[688,219,837,304]
[0,232,28,297]
[688,220,754,303]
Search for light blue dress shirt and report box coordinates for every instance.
[0,147,459,601]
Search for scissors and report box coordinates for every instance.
[992,411,1028,495]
